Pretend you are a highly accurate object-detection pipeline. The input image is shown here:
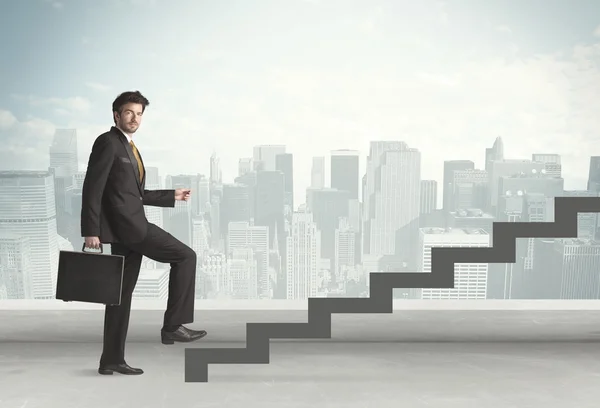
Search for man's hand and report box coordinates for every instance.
[84,236,101,250]
[175,188,191,201]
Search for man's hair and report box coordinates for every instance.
[112,90,150,120]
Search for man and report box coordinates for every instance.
[81,90,207,376]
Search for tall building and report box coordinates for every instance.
[488,160,545,212]
[0,232,33,299]
[451,169,488,211]
[330,149,359,199]
[442,160,474,212]
[485,136,504,173]
[228,248,259,299]
[309,188,351,273]
[532,238,600,299]
[49,129,78,176]
[334,217,356,281]
[559,239,600,299]
[227,221,270,298]
[253,145,286,172]
[420,180,437,215]
[587,156,600,193]
[417,227,490,300]
[275,153,294,210]
[286,209,321,300]
[192,216,210,257]
[363,144,421,263]
[238,158,253,176]
[209,153,222,184]
[49,129,79,240]
[254,170,285,255]
[0,171,59,299]
[198,252,228,299]
[532,154,562,178]
[220,183,251,234]
[164,174,194,247]
[194,175,211,216]
[311,157,325,189]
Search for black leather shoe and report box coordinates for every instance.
[161,325,207,344]
[98,363,144,375]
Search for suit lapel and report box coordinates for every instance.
[112,126,144,195]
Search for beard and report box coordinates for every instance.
[124,122,138,133]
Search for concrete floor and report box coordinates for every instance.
[1,308,600,408]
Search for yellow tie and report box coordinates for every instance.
[129,140,144,181]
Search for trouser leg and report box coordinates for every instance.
[127,223,197,328]
[99,244,142,365]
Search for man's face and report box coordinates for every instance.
[114,102,144,134]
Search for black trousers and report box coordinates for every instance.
[99,223,197,366]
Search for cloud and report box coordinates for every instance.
[11,94,92,116]
[85,82,112,92]
[246,35,600,192]
[0,110,56,171]
[594,25,600,37]
[0,110,17,130]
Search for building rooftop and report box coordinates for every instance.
[0,301,598,407]
[0,170,52,178]
[451,208,494,218]
[421,227,488,235]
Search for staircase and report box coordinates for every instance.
[184,196,600,382]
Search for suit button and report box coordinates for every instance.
[140,197,143,200]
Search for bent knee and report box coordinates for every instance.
[182,246,196,263]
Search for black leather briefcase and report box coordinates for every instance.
[56,243,124,306]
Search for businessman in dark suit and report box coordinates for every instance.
[81,90,207,376]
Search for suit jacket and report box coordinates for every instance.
[80,126,175,244]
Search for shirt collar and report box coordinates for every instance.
[116,126,133,144]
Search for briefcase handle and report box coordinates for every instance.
[82,243,103,253]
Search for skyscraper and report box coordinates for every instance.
[330,149,359,199]
[0,171,59,299]
[49,129,78,176]
[275,153,294,210]
[164,174,194,247]
[221,183,251,234]
[228,220,270,298]
[442,160,474,213]
[532,153,562,178]
[364,144,421,262]
[420,180,437,215]
[255,170,285,255]
[311,157,325,189]
[253,145,286,172]
[286,209,320,300]
[587,156,600,193]
[0,232,33,299]
[485,136,504,173]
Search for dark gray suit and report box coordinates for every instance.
[81,126,197,366]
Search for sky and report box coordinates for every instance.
[0,0,599,205]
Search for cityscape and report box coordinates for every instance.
[1,132,599,302]
[1,2,600,406]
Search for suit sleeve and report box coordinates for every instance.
[80,136,115,237]
[143,189,176,207]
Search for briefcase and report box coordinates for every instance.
[56,243,124,306]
